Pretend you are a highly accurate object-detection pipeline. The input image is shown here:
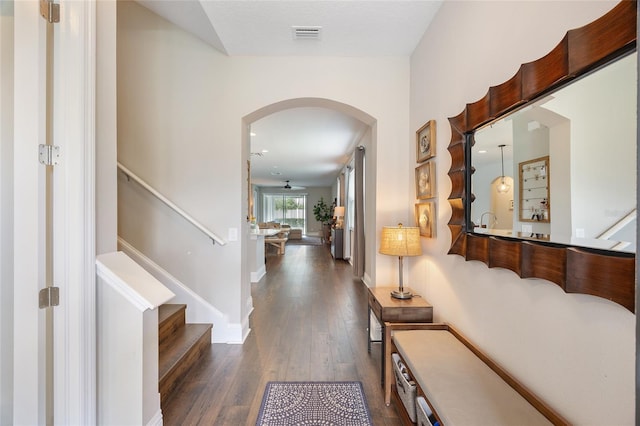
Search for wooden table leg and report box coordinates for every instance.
[384,324,393,406]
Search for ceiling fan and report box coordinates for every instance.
[283,180,305,190]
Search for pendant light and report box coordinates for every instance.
[497,144,510,193]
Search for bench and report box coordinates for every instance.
[387,323,568,425]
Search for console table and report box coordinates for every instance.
[367,286,433,386]
[331,228,344,259]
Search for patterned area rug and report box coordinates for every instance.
[256,381,373,425]
[286,236,323,246]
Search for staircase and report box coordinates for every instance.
[158,303,213,405]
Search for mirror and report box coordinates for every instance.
[471,52,637,253]
[446,1,636,312]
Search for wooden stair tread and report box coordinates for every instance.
[159,303,186,325]
[159,303,187,345]
[159,322,212,381]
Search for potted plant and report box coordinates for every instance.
[312,197,334,243]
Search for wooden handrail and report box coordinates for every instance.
[117,162,227,246]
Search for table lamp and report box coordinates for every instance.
[379,223,422,299]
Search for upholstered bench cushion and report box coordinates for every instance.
[393,330,552,426]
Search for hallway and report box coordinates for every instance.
[162,243,401,425]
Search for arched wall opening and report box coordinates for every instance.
[240,97,379,322]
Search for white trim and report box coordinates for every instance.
[118,238,243,344]
[51,1,97,424]
[0,4,14,424]
[362,272,372,288]
[96,252,175,312]
[229,321,249,345]
[251,265,266,283]
[240,314,252,344]
[146,408,163,426]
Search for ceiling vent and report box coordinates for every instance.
[292,26,322,40]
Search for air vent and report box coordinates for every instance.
[250,152,263,157]
[292,26,322,40]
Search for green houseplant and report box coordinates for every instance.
[313,197,334,243]
[312,197,333,224]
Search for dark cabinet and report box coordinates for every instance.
[331,228,343,260]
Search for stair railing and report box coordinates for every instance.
[596,208,636,250]
[118,162,227,246]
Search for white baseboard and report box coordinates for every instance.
[118,237,243,344]
[362,272,372,288]
[251,265,266,283]
[146,408,162,426]
[225,322,246,344]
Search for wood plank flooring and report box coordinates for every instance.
[162,243,401,425]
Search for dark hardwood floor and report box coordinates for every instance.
[162,242,401,425]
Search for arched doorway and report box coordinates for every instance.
[241,97,377,298]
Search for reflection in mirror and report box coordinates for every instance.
[472,52,637,253]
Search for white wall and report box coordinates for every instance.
[117,2,410,332]
[0,3,13,423]
[96,0,118,255]
[409,1,634,424]
[512,116,551,235]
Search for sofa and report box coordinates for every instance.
[258,222,302,240]
[287,228,302,240]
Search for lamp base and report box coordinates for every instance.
[390,289,413,300]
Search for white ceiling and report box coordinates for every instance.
[250,107,368,187]
[136,0,443,188]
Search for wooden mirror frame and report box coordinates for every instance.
[447,1,637,312]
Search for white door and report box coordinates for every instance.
[8,1,97,424]
[11,1,51,423]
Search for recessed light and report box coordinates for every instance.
[250,132,256,136]
[262,149,269,153]
[478,150,487,154]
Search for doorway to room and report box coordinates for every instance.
[242,97,375,282]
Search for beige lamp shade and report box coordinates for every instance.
[379,224,422,257]
[334,206,345,217]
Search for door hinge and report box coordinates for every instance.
[39,287,60,309]
[39,144,60,166]
[40,0,60,23]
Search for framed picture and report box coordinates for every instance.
[415,161,435,199]
[416,119,436,163]
[415,201,436,237]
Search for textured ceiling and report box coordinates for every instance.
[135,0,443,187]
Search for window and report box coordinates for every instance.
[263,194,306,233]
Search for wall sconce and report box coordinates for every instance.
[379,223,422,299]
